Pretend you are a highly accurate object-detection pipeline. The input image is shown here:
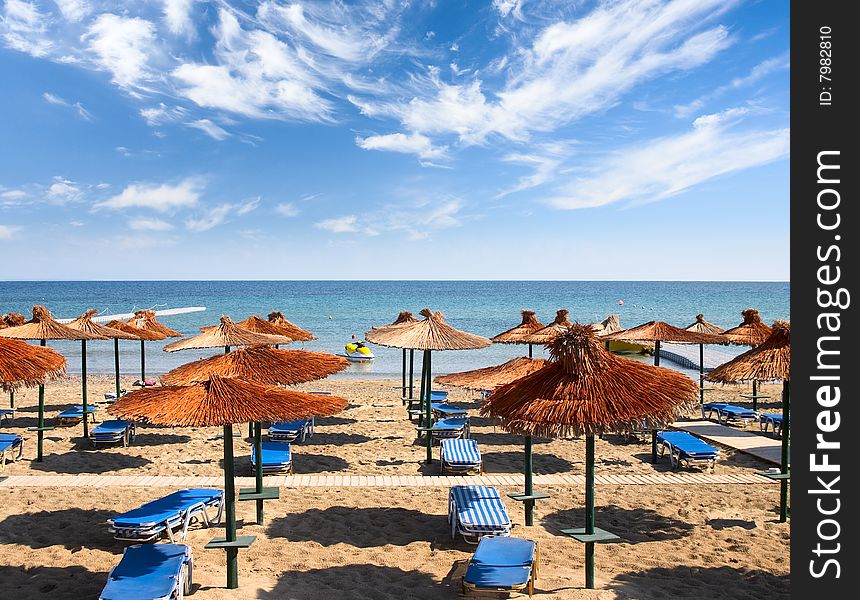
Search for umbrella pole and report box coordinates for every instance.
[140,340,146,381]
[223,424,239,589]
[779,379,790,522]
[254,422,264,525]
[114,339,121,398]
[585,434,596,589]
[525,435,534,526]
[651,340,661,463]
[752,379,758,411]
[699,344,704,405]
[408,349,415,401]
[9,390,13,409]
[36,339,47,462]
[81,340,89,438]
[401,348,407,403]
[418,351,427,426]
[425,350,433,464]
[528,344,533,358]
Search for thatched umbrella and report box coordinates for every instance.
[365,308,491,463]
[683,314,726,405]
[721,309,773,408]
[603,321,725,462]
[65,310,137,437]
[130,309,183,338]
[105,320,166,382]
[491,309,545,358]
[267,311,316,341]
[520,309,573,345]
[109,375,347,589]
[482,325,697,588]
[435,357,548,391]
[201,315,299,348]
[366,311,420,401]
[708,321,790,521]
[0,306,101,460]
[2,313,30,409]
[164,316,293,353]
[1,337,66,390]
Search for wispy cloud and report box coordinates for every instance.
[83,13,156,89]
[356,132,447,161]
[54,1,90,23]
[0,224,21,240]
[184,197,259,231]
[274,202,299,217]
[163,0,195,38]
[498,142,573,197]
[186,119,230,140]
[128,217,174,231]
[315,215,359,233]
[2,0,52,57]
[43,92,93,120]
[47,176,82,203]
[314,199,465,240]
[94,177,204,212]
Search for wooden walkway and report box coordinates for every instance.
[0,472,774,488]
[660,343,736,371]
[670,420,784,465]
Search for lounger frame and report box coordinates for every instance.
[702,403,758,427]
[268,417,314,443]
[440,439,483,475]
[55,406,99,427]
[91,421,136,447]
[108,490,224,543]
[448,486,512,544]
[658,432,719,472]
[759,414,785,437]
[0,434,23,470]
[461,538,540,598]
[251,442,294,475]
[100,543,192,600]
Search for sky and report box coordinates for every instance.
[0,0,790,280]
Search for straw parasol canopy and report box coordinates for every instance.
[707,320,789,384]
[105,320,165,341]
[366,311,421,400]
[435,357,548,391]
[129,309,182,338]
[1,312,26,329]
[161,345,349,386]
[491,310,545,344]
[519,309,573,344]
[602,321,725,346]
[0,305,102,342]
[200,315,298,341]
[590,314,622,337]
[0,337,67,391]
[365,308,491,351]
[684,314,725,336]
[721,308,772,346]
[164,316,294,352]
[267,311,316,341]
[67,309,139,340]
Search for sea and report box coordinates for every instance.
[0,281,789,381]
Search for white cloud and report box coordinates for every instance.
[498,142,571,197]
[83,13,156,89]
[53,0,89,22]
[94,178,203,212]
[1,189,26,200]
[356,132,447,160]
[42,92,93,120]
[139,103,187,126]
[2,0,52,57]
[274,202,299,217]
[184,198,259,231]
[235,197,259,215]
[546,110,789,210]
[69,220,85,226]
[315,215,359,233]
[492,1,524,19]
[163,0,195,38]
[47,177,81,202]
[186,118,230,140]
[128,217,174,231]
[0,224,21,240]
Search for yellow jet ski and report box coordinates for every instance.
[338,340,375,362]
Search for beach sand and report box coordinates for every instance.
[0,377,790,598]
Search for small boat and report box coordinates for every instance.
[337,341,375,362]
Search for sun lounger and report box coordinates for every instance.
[268,417,314,442]
[0,408,13,424]
[429,416,470,443]
[449,485,512,544]
[462,536,539,598]
[103,390,127,401]
[132,379,157,387]
[430,390,448,401]
[431,402,468,418]
[56,405,98,426]
[759,413,787,436]
[0,433,23,469]
[108,488,224,543]
[251,441,293,474]
[702,402,758,426]
[91,420,136,447]
[441,438,483,475]
[657,431,719,471]
[100,543,192,600]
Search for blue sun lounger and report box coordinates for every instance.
[702,403,758,426]
[441,438,483,475]
[462,536,539,598]
[108,488,224,543]
[268,418,314,442]
[430,390,448,401]
[56,405,98,426]
[1,433,23,469]
[657,431,720,471]
[429,417,470,444]
[0,408,14,424]
[103,390,127,401]
[91,420,136,447]
[759,413,787,436]
[432,402,468,418]
[100,543,192,600]
[251,441,293,474]
[449,485,512,544]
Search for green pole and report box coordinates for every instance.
[140,340,146,381]
[651,340,660,463]
[418,351,427,425]
[752,379,759,411]
[401,348,407,401]
[223,424,238,589]
[585,434,596,589]
[81,339,89,438]
[780,379,790,522]
[525,435,534,526]
[114,338,121,398]
[425,350,433,464]
[37,339,46,462]
[408,349,414,400]
[254,421,264,525]
[9,390,13,409]
[528,344,533,358]
[699,344,705,405]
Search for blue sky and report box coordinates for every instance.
[0,0,789,280]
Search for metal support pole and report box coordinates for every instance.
[140,340,146,381]
[408,349,414,400]
[223,424,238,589]
[425,351,433,464]
[528,344,533,358]
[525,435,534,526]
[401,348,407,402]
[585,434,596,589]
[254,422,264,525]
[10,390,14,409]
[699,344,705,405]
[651,340,660,463]
[780,380,790,522]
[81,339,89,438]
[418,351,427,425]
[114,338,121,398]
[752,379,759,411]
[37,339,46,462]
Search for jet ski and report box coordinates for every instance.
[337,340,375,362]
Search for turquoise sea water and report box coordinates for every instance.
[0,281,789,380]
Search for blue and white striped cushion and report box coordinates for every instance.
[442,439,481,466]
[450,486,511,530]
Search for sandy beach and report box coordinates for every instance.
[0,376,790,598]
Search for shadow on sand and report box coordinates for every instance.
[608,565,789,599]
[543,505,694,544]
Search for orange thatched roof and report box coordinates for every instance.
[267,311,316,341]
[105,320,165,341]
[491,310,545,344]
[365,308,491,351]
[707,321,789,384]
[108,374,347,426]
[519,309,573,344]
[200,315,300,341]
[365,311,420,340]
[0,313,26,329]
[1,337,67,391]
[721,309,772,347]
[0,306,103,341]
[164,316,293,352]
[590,314,622,337]
[160,345,349,386]
[435,357,548,391]
[128,310,182,338]
[603,320,725,345]
[480,324,697,438]
[684,314,724,335]
[67,309,139,340]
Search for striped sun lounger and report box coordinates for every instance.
[462,536,539,598]
[440,438,483,475]
[657,431,720,471]
[251,441,293,474]
[100,543,192,600]
[268,418,314,442]
[702,403,758,426]
[448,485,512,544]
[1,433,23,470]
[91,420,135,447]
[429,417,470,443]
[108,488,224,543]
[56,405,98,426]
